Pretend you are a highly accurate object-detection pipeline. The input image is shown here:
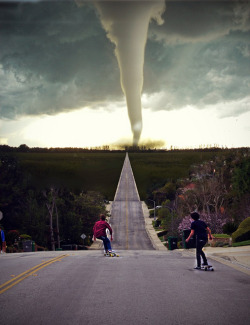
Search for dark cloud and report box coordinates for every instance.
[149,1,250,44]
[0,1,121,119]
[0,0,249,120]
[144,1,250,114]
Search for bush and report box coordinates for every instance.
[20,234,32,241]
[223,222,238,235]
[178,213,228,235]
[232,217,250,243]
[149,210,156,218]
[6,230,20,245]
[177,241,183,249]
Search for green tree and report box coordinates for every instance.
[73,191,106,245]
[0,155,28,230]
[58,189,82,246]
[153,182,177,205]
[225,157,250,224]
[232,158,250,198]
[54,189,106,247]
[21,189,48,247]
[17,144,30,152]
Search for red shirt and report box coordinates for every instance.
[93,220,112,238]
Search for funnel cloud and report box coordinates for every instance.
[95,0,165,145]
[1,1,249,149]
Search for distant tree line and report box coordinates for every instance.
[0,144,245,154]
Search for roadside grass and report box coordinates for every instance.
[213,234,231,238]
[232,240,250,247]
[211,235,250,247]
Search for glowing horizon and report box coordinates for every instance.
[1,100,249,149]
[1,1,249,149]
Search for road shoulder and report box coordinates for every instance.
[141,201,167,251]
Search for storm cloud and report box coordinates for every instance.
[0,0,249,120]
[0,1,121,119]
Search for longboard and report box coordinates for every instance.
[104,251,120,257]
[198,265,214,271]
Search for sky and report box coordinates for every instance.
[0,0,249,149]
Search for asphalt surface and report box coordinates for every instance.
[110,153,153,250]
[0,250,249,325]
[0,153,249,325]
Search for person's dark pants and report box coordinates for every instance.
[196,239,208,267]
[97,236,111,252]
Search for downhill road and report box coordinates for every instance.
[0,153,249,325]
[110,153,153,250]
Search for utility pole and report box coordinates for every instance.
[46,200,55,251]
[44,188,58,251]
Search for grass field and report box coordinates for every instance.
[13,150,232,200]
[129,151,227,198]
[16,152,125,199]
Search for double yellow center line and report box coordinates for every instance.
[0,254,68,295]
[125,158,130,250]
[125,171,129,250]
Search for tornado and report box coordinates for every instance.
[95,0,165,146]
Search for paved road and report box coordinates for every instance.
[0,153,249,325]
[0,250,249,325]
[110,153,153,250]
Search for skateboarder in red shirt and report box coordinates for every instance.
[93,214,113,254]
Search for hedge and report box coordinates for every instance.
[232,217,250,243]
